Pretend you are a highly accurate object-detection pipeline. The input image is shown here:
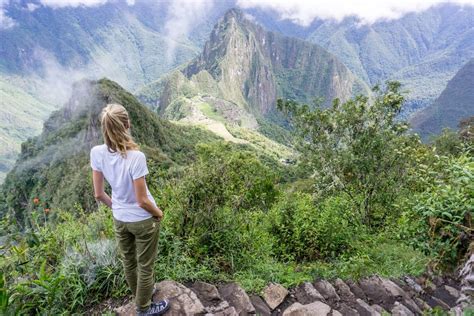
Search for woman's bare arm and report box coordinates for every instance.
[92,170,112,208]
[133,176,163,219]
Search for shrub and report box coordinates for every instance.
[268,192,362,261]
[161,142,278,271]
[398,152,473,267]
[278,82,418,226]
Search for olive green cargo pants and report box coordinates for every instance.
[114,216,160,311]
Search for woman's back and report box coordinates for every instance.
[90,144,156,222]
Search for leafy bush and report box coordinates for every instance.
[268,192,362,261]
[161,142,278,271]
[278,82,418,226]
[398,152,473,266]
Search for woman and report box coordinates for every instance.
[90,103,170,316]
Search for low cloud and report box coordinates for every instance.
[163,0,215,63]
[237,0,474,25]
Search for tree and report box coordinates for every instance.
[278,82,417,226]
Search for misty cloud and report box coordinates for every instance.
[0,0,16,29]
[163,0,215,63]
[237,0,474,25]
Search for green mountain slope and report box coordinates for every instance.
[0,76,55,182]
[138,9,368,137]
[411,59,474,140]
[306,4,474,109]
[1,78,217,226]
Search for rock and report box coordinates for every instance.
[206,306,238,316]
[337,302,360,316]
[153,280,206,316]
[249,295,271,316]
[414,297,431,311]
[333,279,355,301]
[190,281,222,306]
[425,295,450,310]
[262,282,288,310]
[283,301,332,316]
[403,277,424,294]
[218,283,255,315]
[314,280,341,302]
[378,277,422,314]
[358,276,392,310]
[294,282,325,304]
[115,301,136,316]
[391,302,414,316]
[432,285,459,307]
[331,309,343,316]
[370,304,387,314]
[354,298,380,316]
[346,280,367,301]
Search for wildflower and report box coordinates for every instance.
[33,197,40,205]
[44,208,50,214]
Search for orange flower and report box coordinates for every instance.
[44,208,50,214]
[33,198,40,205]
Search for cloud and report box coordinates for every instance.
[163,0,215,62]
[39,0,109,8]
[0,0,16,29]
[237,0,474,25]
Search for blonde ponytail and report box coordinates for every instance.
[100,103,138,156]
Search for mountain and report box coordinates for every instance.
[0,1,238,182]
[0,78,217,227]
[138,9,368,140]
[0,76,55,182]
[411,59,474,140]
[304,4,474,112]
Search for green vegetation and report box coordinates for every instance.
[1,81,472,314]
[411,59,474,141]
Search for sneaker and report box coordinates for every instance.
[136,300,170,316]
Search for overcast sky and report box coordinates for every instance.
[1,0,474,29]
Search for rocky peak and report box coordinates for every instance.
[168,8,367,118]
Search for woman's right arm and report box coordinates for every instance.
[133,176,163,219]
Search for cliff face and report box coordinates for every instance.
[151,9,367,120]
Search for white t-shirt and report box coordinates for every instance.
[90,144,156,222]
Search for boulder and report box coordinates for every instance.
[358,276,393,310]
[314,280,340,302]
[293,282,324,304]
[391,302,414,316]
[337,302,360,316]
[115,301,136,316]
[153,280,206,316]
[262,282,288,310]
[378,277,422,314]
[249,295,271,316]
[345,280,367,301]
[283,301,332,316]
[354,298,380,316]
[218,283,255,315]
[432,285,458,307]
[206,306,238,316]
[333,279,355,301]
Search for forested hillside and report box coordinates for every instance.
[411,59,474,140]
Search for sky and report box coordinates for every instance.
[2,0,474,30]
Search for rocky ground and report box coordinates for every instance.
[114,266,472,316]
